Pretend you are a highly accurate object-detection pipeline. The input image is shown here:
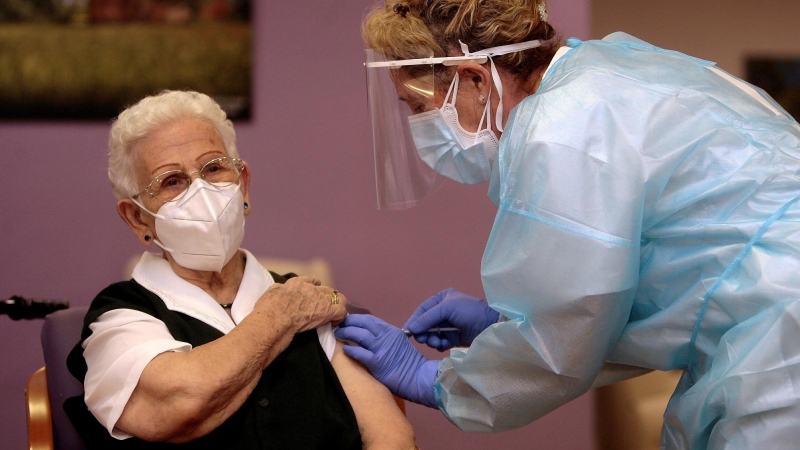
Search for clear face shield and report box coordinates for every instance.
[365,40,543,210]
[366,50,445,210]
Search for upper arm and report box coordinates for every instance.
[330,341,416,450]
[83,309,191,438]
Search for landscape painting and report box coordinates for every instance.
[0,0,251,120]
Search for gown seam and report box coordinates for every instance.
[499,200,637,247]
[686,191,800,380]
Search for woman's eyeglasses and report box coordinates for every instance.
[133,156,244,203]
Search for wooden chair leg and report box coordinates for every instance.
[26,367,54,450]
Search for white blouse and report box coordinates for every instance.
[81,249,336,439]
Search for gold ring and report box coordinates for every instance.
[330,289,340,305]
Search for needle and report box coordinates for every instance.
[402,327,460,336]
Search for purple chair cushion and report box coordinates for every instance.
[41,307,89,450]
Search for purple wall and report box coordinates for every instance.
[0,1,591,448]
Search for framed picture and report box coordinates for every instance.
[0,0,251,120]
[746,56,800,120]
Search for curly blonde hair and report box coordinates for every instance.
[364,0,560,81]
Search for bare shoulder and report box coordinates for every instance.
[331,341,417,450]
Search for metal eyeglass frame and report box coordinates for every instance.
[132,156,244,203]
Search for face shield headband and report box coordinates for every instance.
[365,39,542,209]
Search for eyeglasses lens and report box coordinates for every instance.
[147,157,241,202]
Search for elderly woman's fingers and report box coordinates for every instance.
[333,289,347,316]
[320,286,348,326]
[313,285,347,326]
[259,280,349,333]
[292,276,322,286]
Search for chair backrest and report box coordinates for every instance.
[41,307,89,450]
[255,257,334,287]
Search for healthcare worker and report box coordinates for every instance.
[334,0,800,448]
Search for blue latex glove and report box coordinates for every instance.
[403,288,500,350]
[334,314,440,408]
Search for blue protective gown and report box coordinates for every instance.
[433,33,800,449]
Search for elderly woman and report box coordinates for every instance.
[336,0,800,448]
[64,90,415,449]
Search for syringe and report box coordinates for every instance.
[401,327,460,336]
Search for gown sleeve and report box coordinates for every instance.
[434,71,649,432]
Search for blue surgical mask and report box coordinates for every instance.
[408,73,498,185]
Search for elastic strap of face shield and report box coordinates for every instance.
[489,57,505,132]
[458,40,543,132]
[445,67,460,105]
[444,62,495,137]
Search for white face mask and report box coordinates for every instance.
[134,179,245,272]
[408,72,499,185]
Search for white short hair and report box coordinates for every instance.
[108,90,240,200]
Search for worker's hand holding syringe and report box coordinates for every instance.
[402,288,500,351]
[335,314,440,407]
[333,288,500,407]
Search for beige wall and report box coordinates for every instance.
[592,0,800,77]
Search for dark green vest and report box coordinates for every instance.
[65,273,361,450]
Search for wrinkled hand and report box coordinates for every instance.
[257,276,347,333]
[403,288,500,350]
[334,314,439,408]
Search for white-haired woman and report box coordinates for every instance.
[64,90,415,449]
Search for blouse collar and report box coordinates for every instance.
[131,249,274,334]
